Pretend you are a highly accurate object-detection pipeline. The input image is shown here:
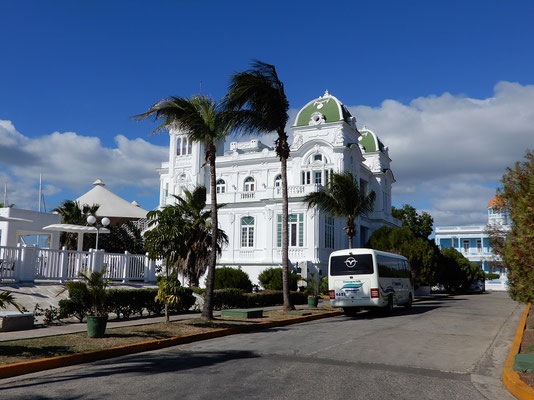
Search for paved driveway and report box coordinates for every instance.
[0,292,523,399]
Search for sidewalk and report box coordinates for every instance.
[0,303,299,342]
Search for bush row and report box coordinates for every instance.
[211,289,307,310]
[59,287,195,322]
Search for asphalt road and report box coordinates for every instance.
[0,292,523,400]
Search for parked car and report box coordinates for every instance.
[467,280,485,293]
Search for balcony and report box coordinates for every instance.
[208,184,321,204]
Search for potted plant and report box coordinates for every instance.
[304,272,321,308]
[60,268,109,337]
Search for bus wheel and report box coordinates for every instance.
[342,307,360,317]
[404,295,413,309]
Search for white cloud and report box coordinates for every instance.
[347,81,534,226]
[0,122,167,210]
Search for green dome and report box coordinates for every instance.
[295,91,353,127]
[358,128,385,153]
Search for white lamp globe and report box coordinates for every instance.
[87,215,96,225]
[101,217,111,227]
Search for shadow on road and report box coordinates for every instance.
[0,350,259,393]
[340,303,443,320]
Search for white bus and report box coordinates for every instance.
[328,248,414,316]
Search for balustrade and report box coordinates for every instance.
[0,245,156,283]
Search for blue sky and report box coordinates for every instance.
[1,1,533,226]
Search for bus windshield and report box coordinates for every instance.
[330,254,374,276]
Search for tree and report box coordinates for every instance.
[392,204,433,239]
[437,247,484,291]
[135,97,230,320]
[99,221,145,254]
[174,187,228,287]
[0,202,14,208]
[52,200,99,250]
[0,291,22,312]
[144,202,186,322]
[368,225,440,285]
[491,150,534,303]
[225,60,295,311]
[304,171,375,248]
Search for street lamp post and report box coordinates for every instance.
[87,215,110,250]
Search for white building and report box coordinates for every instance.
[434,196,510,290]
[158,91,400,285]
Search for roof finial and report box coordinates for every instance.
[324,89,330,97]
[93,179,105,187]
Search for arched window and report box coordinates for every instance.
[241,216,254,247]
[314,154,323,162]
[274,174,282,188]
[244,177,255,192]
[216,179,226,194]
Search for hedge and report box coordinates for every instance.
[59,287,194,321]
[211,289,307,310]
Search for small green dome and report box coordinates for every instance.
[358,128,385,153]
[294,90,353,126]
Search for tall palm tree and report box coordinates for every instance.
[304,172,376,248]
[225,60,295,311]
[174,187,228,287]
[53,200,100,249]
[134,96,230,320]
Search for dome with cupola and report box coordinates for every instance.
[358,127,386,153]
[488,196,504,208]
[294,90,354,127]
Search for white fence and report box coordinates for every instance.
[0,245,156,283]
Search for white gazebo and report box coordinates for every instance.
[75,179,148,225]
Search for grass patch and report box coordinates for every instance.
[523,344,534,353]
[0,305,333,365]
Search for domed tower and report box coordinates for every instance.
[488,196,508,226]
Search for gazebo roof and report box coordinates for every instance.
[75,179,148,220]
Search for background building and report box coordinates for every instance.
[158,91,401,285]
[434,196,509,290]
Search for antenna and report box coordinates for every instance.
[39,174,42,212]
[199,80,202,95]
[3,183,6,206]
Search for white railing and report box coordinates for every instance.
[0,246,20,280]
[273,248,305,260]
[0,245,156,283]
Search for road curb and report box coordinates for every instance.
[502,302,534,400]
[0,310,342,380]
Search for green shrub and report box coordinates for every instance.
[212,267,253,292]
[58,283,91,322]
[212,288,248,310]
[258,267,298,291]
[190,286,205,295]
[168,287,196,312]
[485,273,500,280]
[144,288,164,316]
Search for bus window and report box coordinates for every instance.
[330,254,373,276]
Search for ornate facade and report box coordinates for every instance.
[158,91,400,284]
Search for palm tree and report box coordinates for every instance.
[53,200,100,250]
[304,172,376,248]
[175,187,228,287]
[134,96,230,320]
[225,60,295,312]
[0,291,22,312]
[145,203,187,322]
